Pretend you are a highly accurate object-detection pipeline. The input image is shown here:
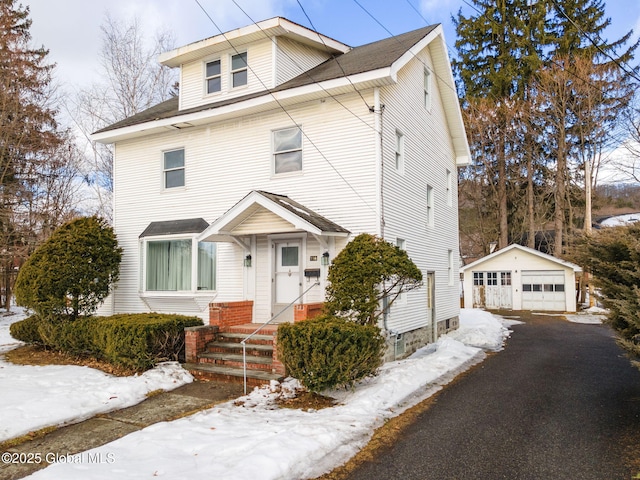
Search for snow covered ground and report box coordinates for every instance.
[11,309,515,480]
[0,310,194,442]
[599,212,640,227]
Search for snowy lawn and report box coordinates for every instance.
[0,310,194,443]
[25,309,514,480]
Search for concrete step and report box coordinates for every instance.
[206,341,273,353]
[217,332,275,344]
[199,352,272,364]
[183,363,283,387]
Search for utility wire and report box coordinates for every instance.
[550,0,640,84]
[193,0,377,215]
[295,0,373,111]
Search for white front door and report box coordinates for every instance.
[272,240,302,323]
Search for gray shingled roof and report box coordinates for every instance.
[95,24,438,135]
[139,218,209,237]
[255,190,350,234]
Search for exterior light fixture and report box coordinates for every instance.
[244,254,252,267]
[321,251,330,266]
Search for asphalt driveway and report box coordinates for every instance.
[346,312,640,480]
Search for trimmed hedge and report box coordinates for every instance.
[9,313,203,370]
[277,315,385,392]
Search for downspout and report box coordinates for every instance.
[373,87,385,239]
[373,88,391,337]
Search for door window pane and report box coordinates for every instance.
[281,246,299,267]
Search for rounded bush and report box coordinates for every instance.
[277,315,385,392]
[15,216,123,319]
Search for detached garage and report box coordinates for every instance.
[461,244,582,312]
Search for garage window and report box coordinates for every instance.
[501,272,511,286]
[487,272,498,286]
[473,272,484,286]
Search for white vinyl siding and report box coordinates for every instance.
[275,37,332,86]
[379,48,460,334]
[111,92,378,320]
[179,39,273,111]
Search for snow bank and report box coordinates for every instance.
[25,309,508,480]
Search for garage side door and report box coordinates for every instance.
[521,270,565,311]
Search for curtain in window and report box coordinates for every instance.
[197,242,216,290]
[146,240,191,291]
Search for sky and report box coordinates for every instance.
[23,0,640,92]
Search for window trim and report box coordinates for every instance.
[230,51,248,89]
[140,234,217,294]
[424,68,432,111]
[163,148,185,190]
[272,126,303,176]
[204,58,222,95]
[426,184,434,227]
[395,130,405,174]
[446,169,452,206]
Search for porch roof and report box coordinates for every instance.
[199,190,350,242]
[139,218,209,237]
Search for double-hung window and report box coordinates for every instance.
[424,68,432,110]
[164,149,185,189]
[273,127,302,174]
[205,59,221,94]
[231,52,247,88]
[426,185,434,227]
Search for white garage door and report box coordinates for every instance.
[521,270,566,311]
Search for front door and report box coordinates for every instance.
[272,240,302,323]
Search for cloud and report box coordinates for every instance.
[25,0,291,89]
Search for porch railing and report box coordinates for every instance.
[241,281,320,394]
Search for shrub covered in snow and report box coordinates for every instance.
[10,313,203,370]
[277,315,385,391]
[15,216,123,319]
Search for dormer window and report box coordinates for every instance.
[205,59,221,94]
[231,52,248,88]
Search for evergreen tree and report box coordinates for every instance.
[15,216,122,319]
[0,0,66,308]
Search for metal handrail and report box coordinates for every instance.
[241,280,320,394]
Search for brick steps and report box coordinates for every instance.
[185,323,283,386]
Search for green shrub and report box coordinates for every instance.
[324,233,422,325]
[277,315,385,392]
[15,216,123,320]
[9,315,44,344]
[92,314,203,370]
[8,313,203,370]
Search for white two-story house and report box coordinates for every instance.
[93,17,470,369]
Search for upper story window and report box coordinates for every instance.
[424,68,432,110]
[426,184,434,227]
[395,130,404,174]
[205,59,221,94]
[163,148,185,189]
[273,127,302,174]
[231,52,248,88]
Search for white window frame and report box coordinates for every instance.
[163,148,185,190]
[273,126,303,175]
[446,169,452,206]
[230,51,248,88]
[448,249,454,286]
[140,235,217,294]
[424,68,432,110]
[204,58,222,95]
[395,130,404,174]
[426,184,434,227]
